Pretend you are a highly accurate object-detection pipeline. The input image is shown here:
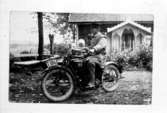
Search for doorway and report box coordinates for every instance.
[122,29,134,51]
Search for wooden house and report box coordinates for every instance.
[68,13,153,55]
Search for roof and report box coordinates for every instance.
[69,13,154,23]
[107,21,152,34]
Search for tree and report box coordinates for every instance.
[43,13,74,42]
[33,12,75,57]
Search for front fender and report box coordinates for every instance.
[104,61,123,73]
[41,64,77,94]
[41,64,75,79]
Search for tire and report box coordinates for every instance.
[102,65,120,91]
[42,68,74,102]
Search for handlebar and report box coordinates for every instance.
[41,48,92,63]
[71,48,93,58]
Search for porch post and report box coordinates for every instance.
[72,24,76,42]
[109,33,111,56]
[120,32,122,51]
[120,32,124,51]
[37,12,44,60]
[75,24,79,43]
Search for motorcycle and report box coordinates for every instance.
[42,48,123,102]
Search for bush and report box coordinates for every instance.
[109,50,130,70]
[108,45,153,71]
[20,50,31,54]
[136,45,152,71]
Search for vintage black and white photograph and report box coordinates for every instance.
[9,11,153,104]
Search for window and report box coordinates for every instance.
[138,33,143,44]
[112,33,120,52]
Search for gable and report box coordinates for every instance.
[107,21,152,35]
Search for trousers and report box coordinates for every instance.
[87,55,104,85]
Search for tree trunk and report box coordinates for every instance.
[49,34,54,55]
[37,12,44,60]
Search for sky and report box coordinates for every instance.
[10,11,64,45]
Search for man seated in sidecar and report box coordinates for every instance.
[85,25,107,88]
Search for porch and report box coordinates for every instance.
[106,21,152,55]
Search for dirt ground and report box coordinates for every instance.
[9,68,152,104]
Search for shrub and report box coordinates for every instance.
[108,45,153,71]
[128,54,138,67]
[145,60,152,71]
[109,50,130,70]
[20,50,31,54]
[136,45,152,70]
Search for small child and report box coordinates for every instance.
[77,39,85,48]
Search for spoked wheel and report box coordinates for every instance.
[42,68,74,102]
[102,65,120,91]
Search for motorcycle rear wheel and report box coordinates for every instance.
[102,65,120,91]
[42,68,74,102]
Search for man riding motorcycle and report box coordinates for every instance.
[87,26,107,88]
[41,25,122,102]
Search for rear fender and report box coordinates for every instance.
[104,61,123,73]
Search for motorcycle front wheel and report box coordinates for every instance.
[42,68,74,102]
[102,65,120,91]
